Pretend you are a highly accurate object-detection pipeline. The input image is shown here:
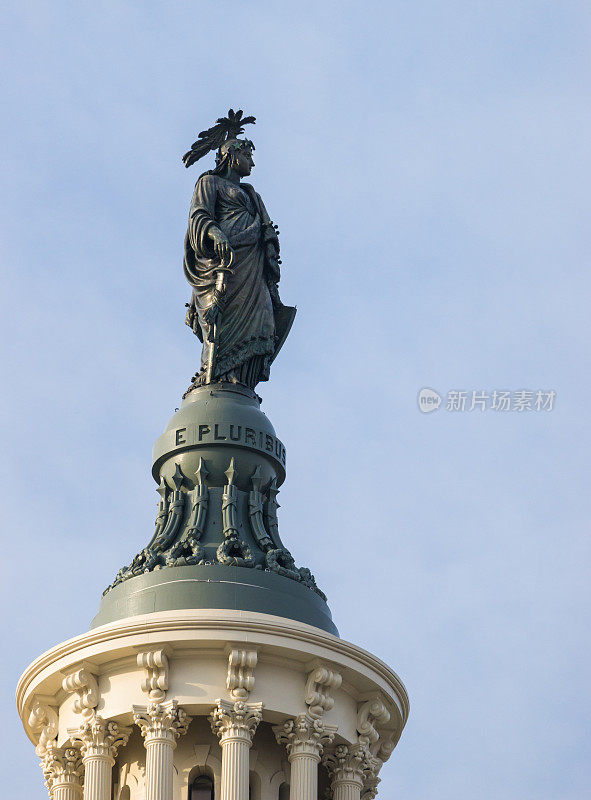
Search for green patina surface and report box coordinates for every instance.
[92,564,338,635]
[94,383,336,635]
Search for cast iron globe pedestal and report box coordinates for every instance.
[17,384,408,800]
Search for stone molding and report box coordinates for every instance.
[133,700,192,746]
[209,699,263,745]
[226,647,258,700]
[16,610,409,756]
[305,665,342,718]
[273,713,337,761]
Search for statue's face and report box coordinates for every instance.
[234,147,254,177]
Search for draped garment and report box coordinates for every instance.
[183,174,275,382]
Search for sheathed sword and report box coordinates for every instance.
[205,253,234,385]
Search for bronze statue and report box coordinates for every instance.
[182,110,295,393]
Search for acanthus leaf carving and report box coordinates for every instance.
[226,648,258,700]
[42,744,84,795]
[209,699,262,744]
[133,700,192,744]
[322,743,373,787]
[304,665,342,718]
[62,667,99,720]
[68,715,132,761]
[273,713,336,759]
[361,774,381,800]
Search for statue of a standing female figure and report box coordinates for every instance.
[182,110,296,394]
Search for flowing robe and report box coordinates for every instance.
[183,174,277,384]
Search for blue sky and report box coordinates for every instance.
[1,1,590,797]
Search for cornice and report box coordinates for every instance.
[16,610,409,731]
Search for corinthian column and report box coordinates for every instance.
[209,699,263,800]
[69,716,131,800]
[274,713,336,800]
[42,745,84,800]
[322,744,373,800]
[133,700,192,800]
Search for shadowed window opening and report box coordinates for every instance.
[189,775,214,800]
[278,782,289,800]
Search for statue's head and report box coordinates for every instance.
[182,110,257,172]
[214,138,255,178]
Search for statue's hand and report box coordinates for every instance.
[209,227,233,264]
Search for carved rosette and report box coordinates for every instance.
[273,713,336,761]
[322,744,374,788]
[209,699,263,745]
[42,744,84,797]
[133,700,192,747]
[69,716,131,763]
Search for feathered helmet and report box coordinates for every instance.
[182,109,256,171]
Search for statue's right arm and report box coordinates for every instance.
[189,175,232,263]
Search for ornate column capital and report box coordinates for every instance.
[209,699,263,746]
[274,713,337,761]
[133,700,192,747]
[322,744,374,788]
[361,775,381,800]
[42,744,84,797]
[68,715,131,763]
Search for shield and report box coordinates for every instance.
[271,304,297,364]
